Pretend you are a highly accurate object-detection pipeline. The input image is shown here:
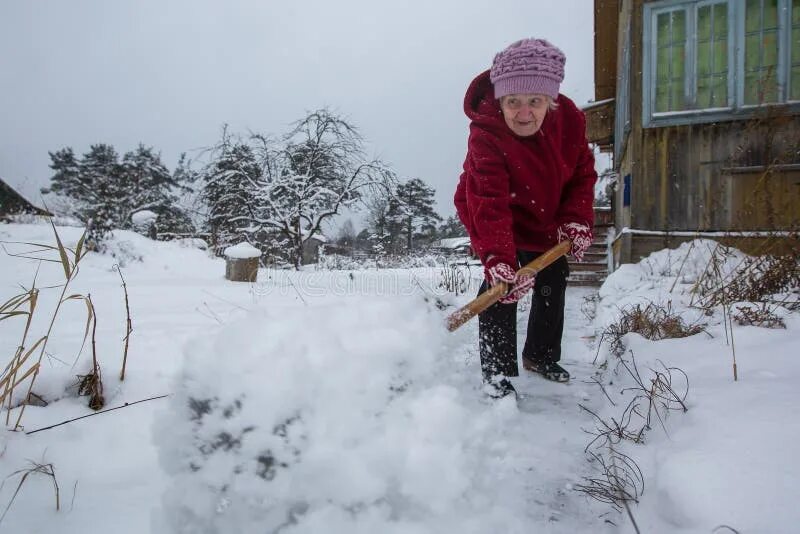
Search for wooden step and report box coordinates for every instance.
[568,261,608,273]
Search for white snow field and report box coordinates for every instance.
[0,223,798,533]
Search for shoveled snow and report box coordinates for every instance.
[0,223,798,533]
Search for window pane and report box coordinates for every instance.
[714,40,728,72]
[698,77,711,108]
[714,3,728,37]
[713,75,728,106]
[673,10,686,41]
[653,9,686,112]
[792,69,800,100]
[763,32,779,67]
[657,13,671,47]
[795,24,800,63]
[657,47,670,81]
[745,34,761,72]
[746,0,762,33]
[671,82,685,110]
[745,72,758,103]
[698,5,711,41]
[764,0,778,29]
[794,0,800,24]
[763,80,779,102]
[673,44,685,79]
[656,85,669,112]
[698,41,711,76]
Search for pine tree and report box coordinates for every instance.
[44,143,195,246]
[201,139,262,254]
[121,145,193,236]
[438,215,467,239]
[393,178,442,252]
[79,144,126,247]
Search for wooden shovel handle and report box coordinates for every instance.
[445,240,572,332]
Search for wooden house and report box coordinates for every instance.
[587,0,800,265]
[0,177,50,219]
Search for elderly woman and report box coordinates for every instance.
[454,38,596,399]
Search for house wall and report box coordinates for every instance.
[637,116,800,231]
[610,0,800,266]
[594,0,620,102]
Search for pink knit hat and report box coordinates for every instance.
[490,38,566,100]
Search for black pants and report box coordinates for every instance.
[478,251,569,381]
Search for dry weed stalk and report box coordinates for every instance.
[733,303,785,328]
[576,351,688,533]
[115,265,133,381]
[438,261,471,296]
[0,461,60,525]
[601,301,706,356]
[75,294,104,411]
[1,282,46,424]
[573,448,644,513]
[581,352,688,450]
[1,222,93,429]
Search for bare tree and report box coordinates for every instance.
[252,109,395,268]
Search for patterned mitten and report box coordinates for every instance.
[557,222,593,262]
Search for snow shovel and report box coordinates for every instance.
[445,240,572,332]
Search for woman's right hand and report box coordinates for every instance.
[486,263,536,304]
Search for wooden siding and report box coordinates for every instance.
[594,0,620,102]
[634,116,800,231]
[584,99,615,148]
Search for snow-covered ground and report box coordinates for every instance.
[0,223,797,533]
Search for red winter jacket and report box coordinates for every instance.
[454,70,596,269]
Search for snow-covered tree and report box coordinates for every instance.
[365,194,403,255]
[438,215,467,239]
[335,218,357,248]
[73,143,126,247]
[121,145,193,237]
[392,178,442,252]
[44,143,193,247]
[252,109,395,268]
[200,132,263,255]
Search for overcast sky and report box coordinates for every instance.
[0,0,596,227]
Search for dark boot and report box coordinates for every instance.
[522,357,570,382]
[483,377,518,400]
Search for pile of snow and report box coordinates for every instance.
[596,239,746,330]
[590,239,800,532]
[0,224,221,408]
[155,296,551,533]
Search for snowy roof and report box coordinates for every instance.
[434,237,471,249]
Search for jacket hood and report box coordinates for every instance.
[463,70,508,135]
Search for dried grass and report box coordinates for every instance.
[733,303,786,329]
[602,301,706,356]
[0,461,59,525]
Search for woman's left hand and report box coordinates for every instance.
[557,222,593,262]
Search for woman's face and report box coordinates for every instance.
[499,94,550,137]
